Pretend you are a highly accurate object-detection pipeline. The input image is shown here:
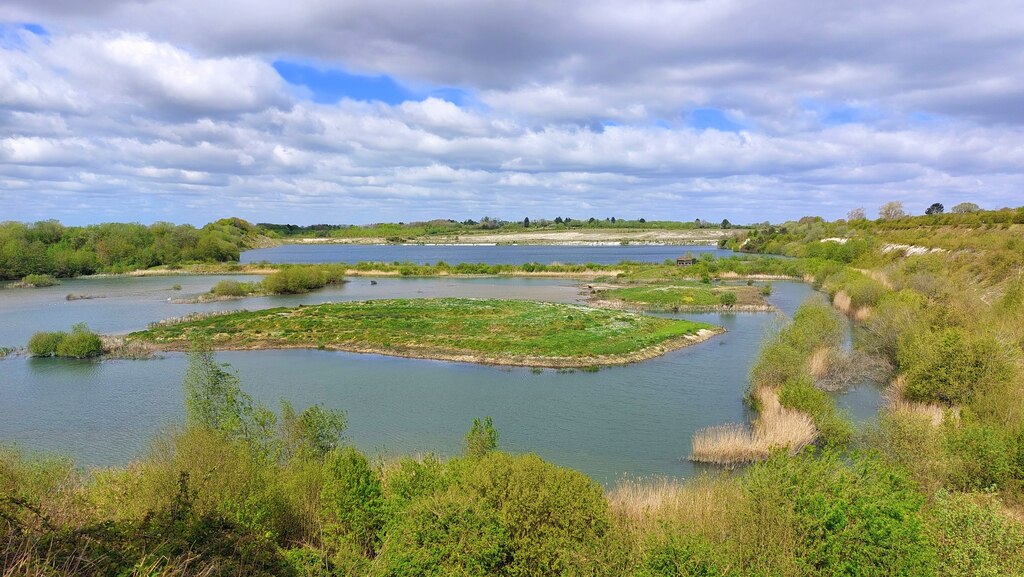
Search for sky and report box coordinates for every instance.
[1,1,1022,226]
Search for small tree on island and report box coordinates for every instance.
[847,207,866,221]
[523,217,530,228]
[925,203,944,215]
[465,416,499,458]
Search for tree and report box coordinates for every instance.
[719,292,738,306]
[952,202,981,214]
[847,208,866,221]
[879,201,906,220]
[183,336,276,454]
[554,216,563,224]
[465,416,499,458]
[610,217,616,223]
[522,217,530,228]
[721,219,732,229]
[638,218,646,223]
[925,203,944,215]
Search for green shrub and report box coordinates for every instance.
[55,324,103,358]
[464,416,499,458]
[944,422,1018,491]
[28,331,67,356]
[320,446,387,557]
[718,292,737,306]
[742,451,935,576]
[777,377,854,447]
[900,328,1015,405]
[464,452,610,576]
[638,533,730,577]
[211,279,258,297]
[21,273,59,287]
[928,491,1024,577]
[377,488,509,577]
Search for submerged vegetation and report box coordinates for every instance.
[132,299,717,367]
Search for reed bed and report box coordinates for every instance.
[883,375,957,426]
[690,388,817,465]
[606,476,743,537]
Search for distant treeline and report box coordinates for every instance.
[257,216,734,239]
[0,218,261,280]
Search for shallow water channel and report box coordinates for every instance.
[0,275,881,484]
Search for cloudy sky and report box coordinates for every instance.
[1,1,1022,225]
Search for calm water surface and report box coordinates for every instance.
[241,243,736,265]
[0,276,880,484]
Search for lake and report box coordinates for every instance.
[241,243,737,265]
[0,274,880,484]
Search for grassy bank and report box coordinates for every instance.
[130,298,719,367]
[591,282,774,312]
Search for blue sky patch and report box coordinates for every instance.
[273,60,471,106]
[687,108,743,132]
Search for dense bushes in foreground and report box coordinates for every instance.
[6,338,1023,576]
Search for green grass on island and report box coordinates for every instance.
[592,282,774,311]
[131,298,719,367]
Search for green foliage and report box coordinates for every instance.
[183,336,277,455]
[944,421,1020,491]
[280,400,347,459]
[55,323,103,358]
[27,330,67,357]
[20,273,59,287]
[134,298,714,364]
[261,264,347,294]
[320,446,387,557]
[0,218,261,280]
[464,416,499,458]
[211,279,260,297]
[743,450,934,576]
[27,324,102,358]
[899,328,1015,405]
[463,453,610,576]
[637,533,729,577]
[377,488,509,577]
[928,491,1024,577]
[777,377,854,447]
[718,291,737,306]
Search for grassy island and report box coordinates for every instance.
[590,282,775,312]
[131,298,719,367]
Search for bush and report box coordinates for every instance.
[777,377,854,447]
[211,279,257,297]
[899,328,1016,405]
[320,446,387,557]
[22,273,59,287]
[55,324,103,358]
[377,488,509,577]
[742,451,934,576]
[464,453,610,576]
[464,416,499,458]
[928,491,1024,577]
[718,292,737,306]
[28,330,67,356]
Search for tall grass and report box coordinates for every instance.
[690,388,817,464]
